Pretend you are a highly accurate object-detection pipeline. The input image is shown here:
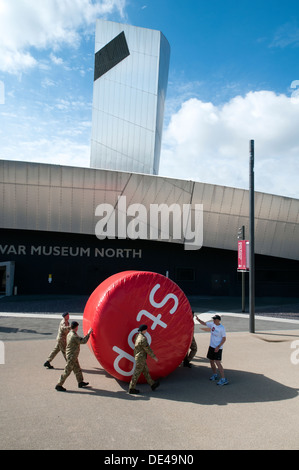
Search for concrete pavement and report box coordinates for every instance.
[0,295,299,450]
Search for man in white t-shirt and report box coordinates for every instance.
[196,314,228,386]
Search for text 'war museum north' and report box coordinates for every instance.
[1,19,299,298]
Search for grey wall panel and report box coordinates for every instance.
[48,187,62,232]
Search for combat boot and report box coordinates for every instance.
[183,358,192,368]
[44,361,54,369]
[151,381,160,391]
[78,381,89,388]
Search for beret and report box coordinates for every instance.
[138,324,148,332]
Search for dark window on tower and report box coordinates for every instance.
[94,31,130,81]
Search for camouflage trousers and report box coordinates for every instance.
[47,340,66,362]
[129,358,155,390]
[57,355,83,386]
[185,336,198,362]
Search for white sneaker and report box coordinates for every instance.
[209,373,218,381]
[217,378,229,386]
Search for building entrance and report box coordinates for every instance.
[0,266,6,294]
[0,262,15,296]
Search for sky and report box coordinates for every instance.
[0,0,299,198]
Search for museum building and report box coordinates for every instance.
[0,20,298,298]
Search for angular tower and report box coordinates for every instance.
[90,19,170,175]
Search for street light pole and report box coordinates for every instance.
[237,225,246,313]
[249,140,255,333]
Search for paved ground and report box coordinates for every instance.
[0,295,299,451]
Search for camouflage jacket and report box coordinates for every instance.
[134,332,156,361]
[56,319,71,343]
[66,330,91,360]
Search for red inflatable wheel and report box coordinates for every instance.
[83,271,194,383]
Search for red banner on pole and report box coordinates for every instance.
[238,240,250,271]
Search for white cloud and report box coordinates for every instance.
[270,21,299,48]
[0,0,126,74]
[50,53,64,65]
[160,91,299,198]
[41,78,56,88]
[1,135,91,168]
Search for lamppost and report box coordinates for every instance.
[249,140,255,334]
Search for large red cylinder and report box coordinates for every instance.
[83,271,194,383]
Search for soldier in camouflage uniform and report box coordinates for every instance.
[183,311,197,368]
[183,336,198,368]
[44,312,71,369]
[129,324,160,395]
[55,321,93,392]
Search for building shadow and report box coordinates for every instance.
[154,364,298,406]
[0,325,52,336]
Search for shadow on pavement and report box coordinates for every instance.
[152,361,299,407]
[52,359,299,406]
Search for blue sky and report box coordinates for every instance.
[0,0,299,198]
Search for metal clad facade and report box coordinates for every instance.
[90,20,170,175]
[0,160,299,261]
